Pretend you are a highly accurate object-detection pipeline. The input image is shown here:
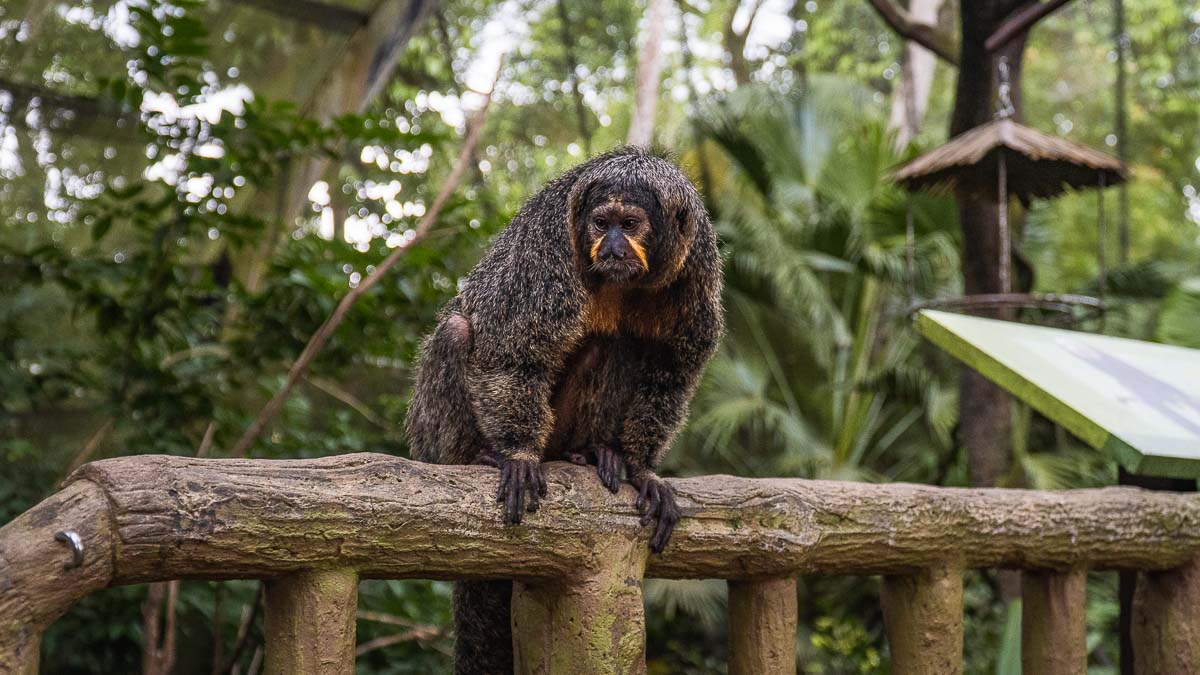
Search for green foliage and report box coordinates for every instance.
[2,0,1198,672]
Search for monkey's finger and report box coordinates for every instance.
[598,462,612,493]
[650,490,679,553]
[636,480,651,511]
[536,464,548,497]
[650,512,677,553]
[496,462,512,503]
[506,471,524,524]
[606,452,621,493]
[524,466,541,513]
[640,486,661,527]
[596,448,617,493]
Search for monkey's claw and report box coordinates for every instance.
[495,457,548,525]
[594,446,623,494]
[634,475,679,553]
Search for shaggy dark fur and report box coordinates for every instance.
[405,146,724,675]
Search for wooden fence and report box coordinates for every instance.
[2,452,1198,674]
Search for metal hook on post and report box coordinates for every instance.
[55,530,84,569]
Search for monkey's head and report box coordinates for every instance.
[568,149,707,288]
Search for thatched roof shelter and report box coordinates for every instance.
[893,118,1127,200]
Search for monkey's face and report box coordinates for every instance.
[585,199,653,284]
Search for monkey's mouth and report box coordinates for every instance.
[591,259,647,283]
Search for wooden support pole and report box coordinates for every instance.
[1022,569,1087,675]
[728,577,797,675]
[881,565,963,675]
[264,569,359,675]
[511,534,649,675]
[1132,558,1200,674]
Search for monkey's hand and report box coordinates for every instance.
[629,470,679,554]
[495,453,548,525]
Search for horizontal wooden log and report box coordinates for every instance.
[54,453,1200,582]
[3,450,1200,666]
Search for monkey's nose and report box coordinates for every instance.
[599,244,626,261]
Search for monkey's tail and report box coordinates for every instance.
[452,580,514,675]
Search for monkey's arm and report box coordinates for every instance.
[461,237,584,524]
[617,296,723,552]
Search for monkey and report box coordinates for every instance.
[405,146,723,675]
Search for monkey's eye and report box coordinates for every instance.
[591,217,606,231]
[620,218,639,231]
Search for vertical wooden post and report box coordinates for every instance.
[264,568,358,675]
[1022,569,1087,675]
[728,577,797,675]
[1132,559,1200,674]
[511,535,649,675]
[881,565,963,675]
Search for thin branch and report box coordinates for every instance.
[141,580,180,675]
[985,0,1075,52]
[357,609,422,628]
[236,0,369,33]
[355,627,445,657]
[306,376,394,432]
[218,585,264,675]
[229,58,504,457]
[866,0,959,65]
[197,421,217,458]
[0,77,138,134]
[62,418,114,478]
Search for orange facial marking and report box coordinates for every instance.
[625,235,650,271]
[589,236,604,263]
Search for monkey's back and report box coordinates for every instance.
[405,168,586,465]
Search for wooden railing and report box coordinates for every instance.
[2,452,1199,674]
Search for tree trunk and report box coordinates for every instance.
[951,1,1036,492]
[628,0,671,146]
[888,0,945,148]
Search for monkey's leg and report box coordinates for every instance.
[452,580,514,675]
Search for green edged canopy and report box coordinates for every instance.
[917,310,1200,478]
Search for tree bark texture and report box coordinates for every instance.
[511,533,649,675]
[728,578,797,675]
[887,0,945,148]
[3,453,1200,670]
[881,565,963,675]
[1022,569,1087,675]
[952,1,1038,491]
[264,568,359,675]
[1132,559,1200,675]
[627,0,671,147]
